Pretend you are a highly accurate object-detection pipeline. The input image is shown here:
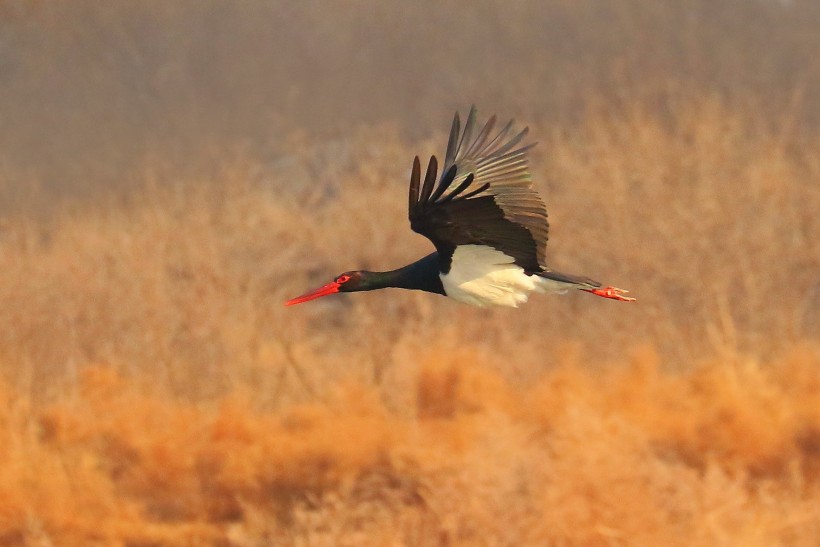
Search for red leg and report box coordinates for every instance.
[583,286,636,302]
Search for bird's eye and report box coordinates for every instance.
[337,274,351,284]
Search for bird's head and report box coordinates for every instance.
[284,271,370,306]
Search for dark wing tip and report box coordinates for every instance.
[445,111,461,165]
[428,164,458,203]
[418,155,438,205]
[438,172,475,204]
[409,156,421,214]
[457,106,477,158]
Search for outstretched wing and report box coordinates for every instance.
[408,106,549,272]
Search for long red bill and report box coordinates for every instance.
[284,281,341,306]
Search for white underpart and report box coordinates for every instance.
[440,245,578,308]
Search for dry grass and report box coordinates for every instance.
[1,95,816,395]
[0,92,818,544]
[0,347,817,545]
[1,3,820,540]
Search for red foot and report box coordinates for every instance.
[585,286,636,302]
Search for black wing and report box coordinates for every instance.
[408,106,548,272]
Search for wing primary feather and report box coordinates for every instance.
[428,164,458,203]
[477,119,513,157]
[409,155,421,211]
[455,106,477,161]
[457,182,491,200]
[444,112,460,167]
[477,143,537,172]
[478,157,529,175]
[477,163,530,181]
[419,155,438,205]
[463,115,496,158]
[439,173,475,204]
[492,127,530,157]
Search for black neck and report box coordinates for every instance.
[367,253,445,295]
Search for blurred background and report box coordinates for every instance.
[0,1,818,544]
[3,0,820,206]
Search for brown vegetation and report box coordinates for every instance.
[0,95,817,544]
[0,347,817,545]
[1,1,819,545]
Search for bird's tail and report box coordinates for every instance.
[535,270,635,302]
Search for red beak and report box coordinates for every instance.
[284,281,341,306]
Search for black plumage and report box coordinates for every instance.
[408,106,548,273]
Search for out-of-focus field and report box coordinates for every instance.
[1,348,818,545]
[0,99,817,546]
[1,1,819,545]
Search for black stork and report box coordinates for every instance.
[285,107,635,308]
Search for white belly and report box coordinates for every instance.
[440,245,575,308]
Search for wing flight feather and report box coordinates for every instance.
[409,106,549,272]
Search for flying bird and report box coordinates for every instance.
[285,107,634,308]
